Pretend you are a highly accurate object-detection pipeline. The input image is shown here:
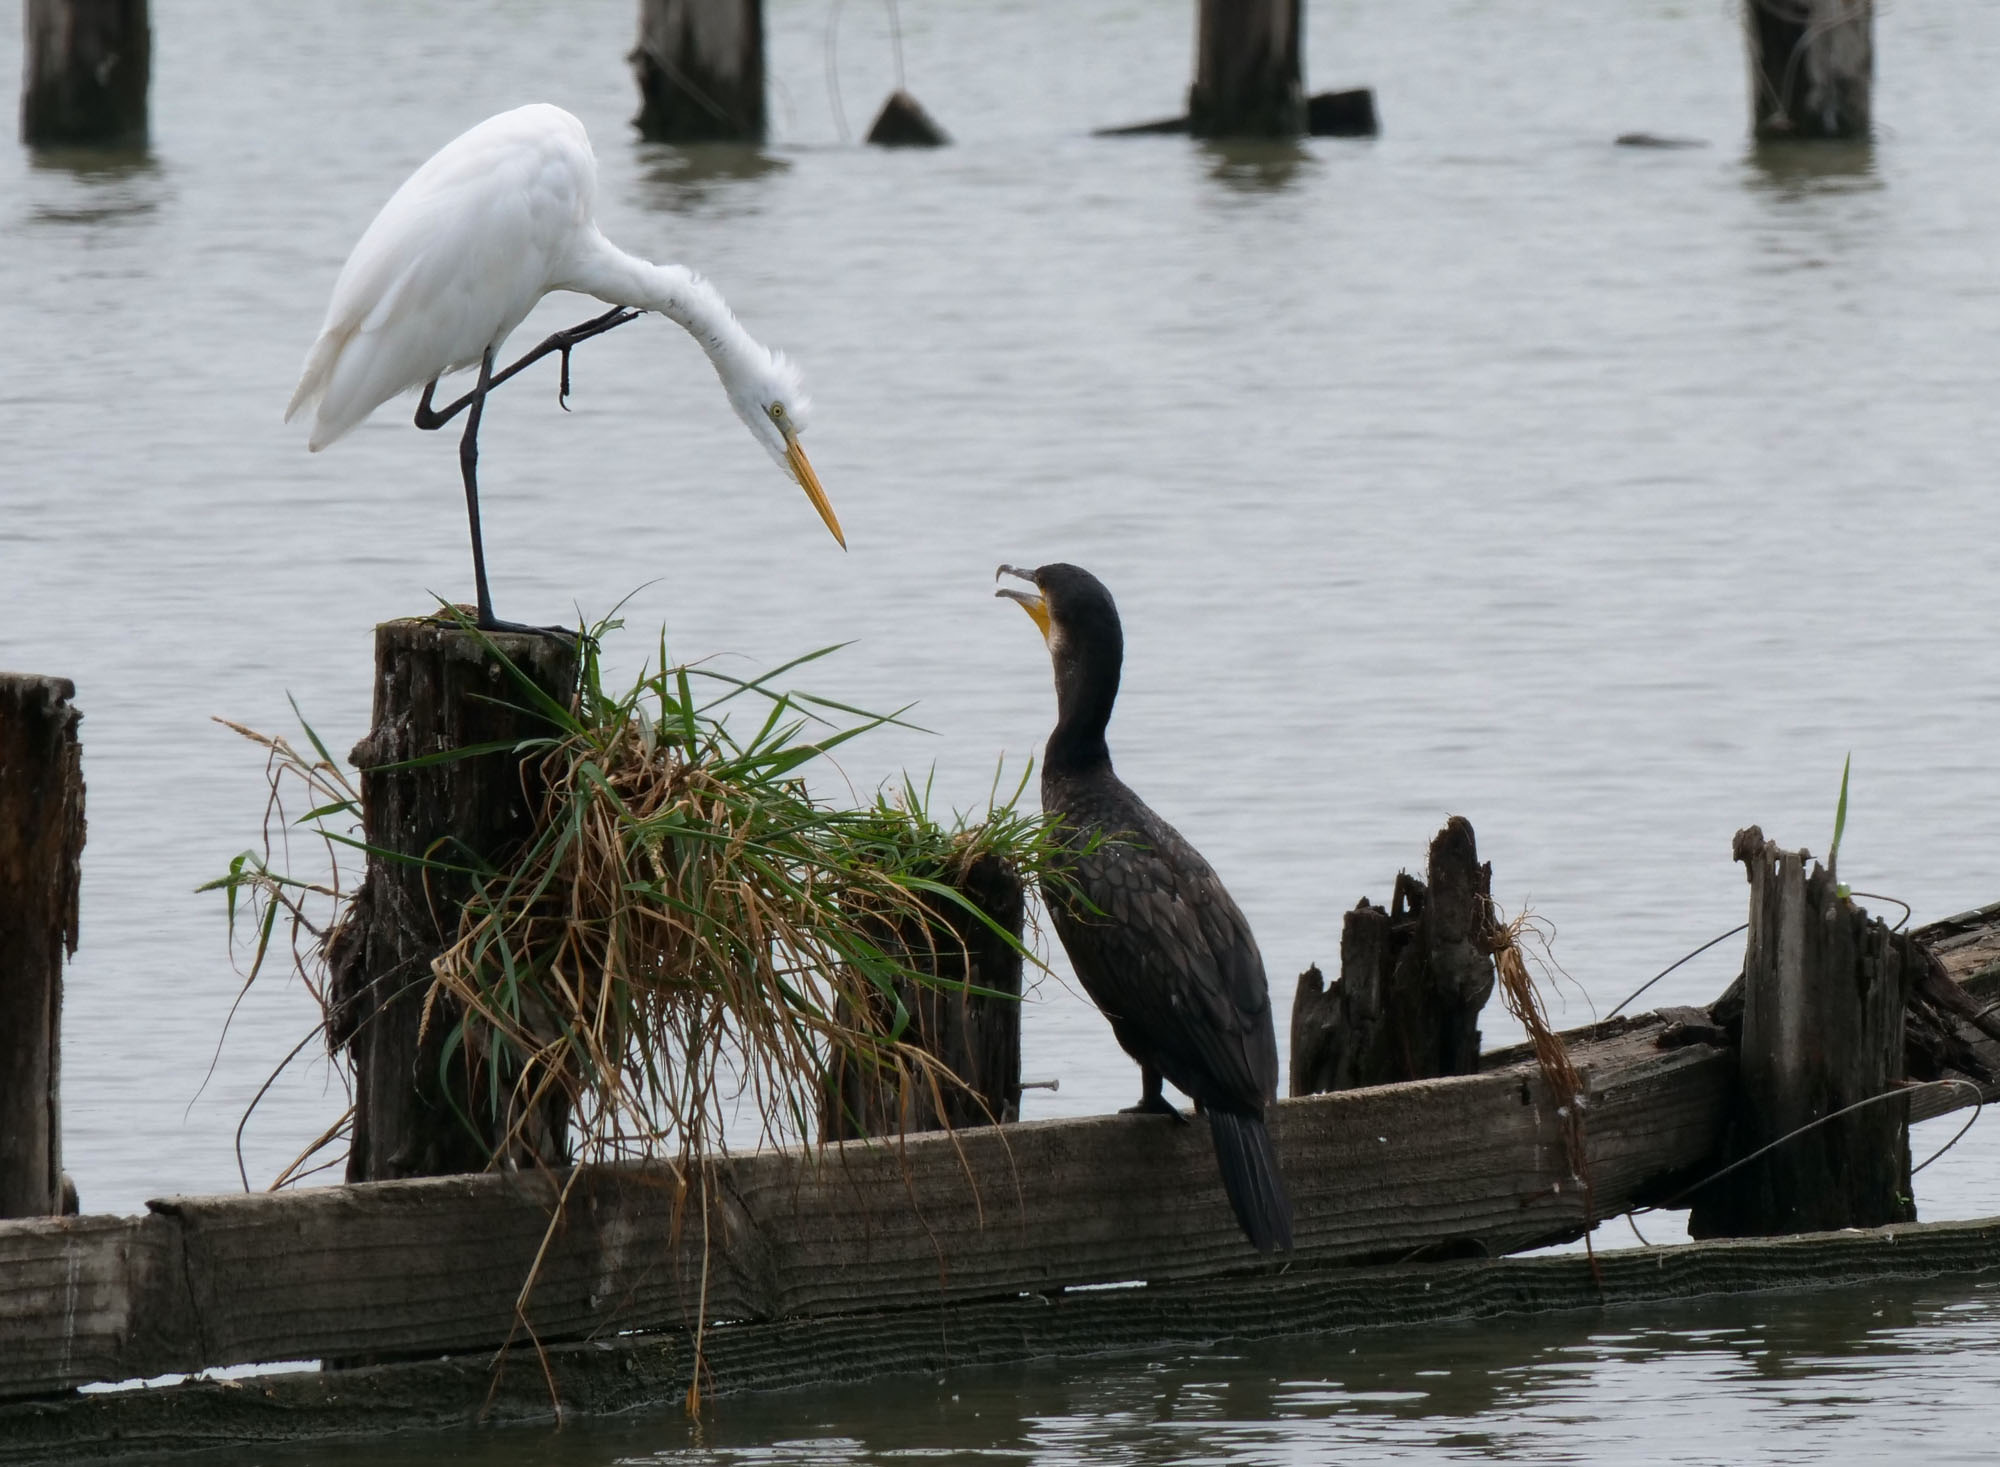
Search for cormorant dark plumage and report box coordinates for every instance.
[997,562,1294,1252]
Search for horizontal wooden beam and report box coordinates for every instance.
[4,897,1994,1403]
[0,1023,1723,1399]
[10,1212,2000,1462]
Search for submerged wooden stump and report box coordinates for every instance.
[1188,0,1304,138]
[1748,0,1871,140]
[866,89,949,147]
[329,622,579,1182]
[631,0,765,143]
[0,675,83,1219]
[821,853,1025,1140]
[1290,816,1496,1095]
[1689,827,1916,1237]
[20,0,149,148]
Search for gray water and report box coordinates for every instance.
[5,0,2000,1457]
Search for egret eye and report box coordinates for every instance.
[769,403,787,423]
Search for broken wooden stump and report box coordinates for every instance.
[20,0,149,148]
[1747,0,1871,141]
[821,853,1025,1140]
[1291,816,1497,1095]
[866,88,949,147]
[1689,826,1916,1238]
[630,0,765,143]
[329,621,579,1182]
[0,675,83,1219]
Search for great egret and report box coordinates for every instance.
[286,103,843,630]
[996,563,1294,1252]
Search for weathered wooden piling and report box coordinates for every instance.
[1689,827,1916,1238]
[631,0,765,144]
[1290,817,1497,1095]
[1187,0,1304,138]
[0,675,83,1220]
[328,622,579,1183]
[20,0,149,148]
[1747,0,1871,141]
[821,854,1025,1140]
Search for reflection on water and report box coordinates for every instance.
[19,147,164,226]
[636,143,793,212]
[1196,138,1318,193]
[190,1277,2000,1465]
[1742,139,1881,195]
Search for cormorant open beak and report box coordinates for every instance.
[994,564,1050,642]
[784,430,845,549]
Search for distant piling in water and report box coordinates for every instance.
[1747,0,1871,141]
[20,0,150,148]
[0,674,83,1220]
[1099,0,1377,140]
[631,0,766,143]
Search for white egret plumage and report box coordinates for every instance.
[286,102,843,630]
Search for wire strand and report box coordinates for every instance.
[1605,924,1747,1020]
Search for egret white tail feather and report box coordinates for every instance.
[288,102,840,628]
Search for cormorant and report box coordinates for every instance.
[997,563,1294,1252]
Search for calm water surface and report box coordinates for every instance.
[5,0,2000,1458]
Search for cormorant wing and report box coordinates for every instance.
[1053,795,1279,1112]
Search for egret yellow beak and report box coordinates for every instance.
[994,565,1050,642]
[785,433,844,549]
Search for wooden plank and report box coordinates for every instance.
[0,1213,191,1394]
[0,1024,1725,1397]
[9,1213,2000,1462]
[7,897,1995,1401]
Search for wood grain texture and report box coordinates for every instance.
[0,1020,1725,1398]
[1292,817,1496,1095]
[332,620,578,1182]
[10,1213,2000,1462]
[5,898,1995,1404]
[0,673,83,1219]
[1691,829,1916,1236]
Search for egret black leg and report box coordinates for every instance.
[413,306,643,433]
[1120,1067,1189,1124]
[458,350,499,629]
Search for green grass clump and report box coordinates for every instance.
[210,612,1068,1185]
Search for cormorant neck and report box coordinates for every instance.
[1045,637,1120,779]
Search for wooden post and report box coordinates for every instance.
[630,0,765,144]
[820,854,1025,1140]
[1689,827,1915,1237]
[1747,0,1871,141]
[1187,0,1304,139]
[0,675,83,1219]
[20,0,149,148]
[1290,816,1495,1095]
[328,623,579,1183]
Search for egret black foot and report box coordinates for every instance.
[1120,1095,1190,1125]
[476,617,582,643]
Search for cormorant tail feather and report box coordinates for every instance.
[1206,1108,1294,1253]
